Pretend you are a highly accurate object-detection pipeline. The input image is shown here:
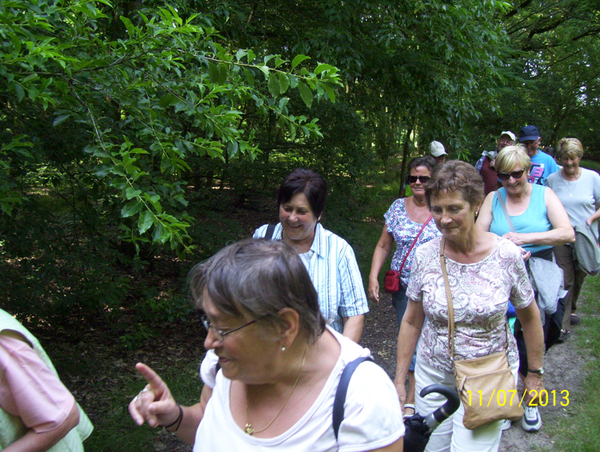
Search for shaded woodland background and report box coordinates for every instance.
[3,3,600,450]
[2,0,600,333]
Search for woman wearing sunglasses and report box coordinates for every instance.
[476,145,574,433]
[368,155,441,417]
[129,239,405,451]
[477,145,573,263]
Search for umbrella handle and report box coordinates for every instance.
[420,384,460,425]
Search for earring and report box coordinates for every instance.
[281,346,286,352]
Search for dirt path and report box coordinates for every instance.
[360,294,585,452]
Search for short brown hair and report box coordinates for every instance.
[278,169,327,219]
[425,160,484,208]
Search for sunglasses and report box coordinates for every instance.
[497,169,525,181]
[408,175,431,184]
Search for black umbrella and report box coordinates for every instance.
[403,384,460,452]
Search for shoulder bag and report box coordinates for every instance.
[440,237,523,429]
[384,214,432,293]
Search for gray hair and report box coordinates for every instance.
[188,239,325,342]
[557,138,584,159]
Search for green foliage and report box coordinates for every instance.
[551,276,600,452]
[1,0,342,252]
[468,0,600,155]
[4,0,600,329]
[1,0,343,323]
[581,160,600,173]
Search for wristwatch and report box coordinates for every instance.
[528,367,544,375]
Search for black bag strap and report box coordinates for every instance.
[264,223,276,240]
[332,356,374,441]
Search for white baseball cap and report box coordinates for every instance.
[499,131,516,141]
[429,141,447,157]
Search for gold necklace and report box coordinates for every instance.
[244,346,307,436]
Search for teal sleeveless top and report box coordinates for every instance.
[490,184,552,254]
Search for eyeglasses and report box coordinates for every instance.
[497,169,525,181]
[408,175,431,184]
[201,314,257,342]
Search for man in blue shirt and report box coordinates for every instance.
[519,125,559,185]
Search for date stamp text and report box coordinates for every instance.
[465,389,569,407]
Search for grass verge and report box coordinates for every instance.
[549,275,600,452]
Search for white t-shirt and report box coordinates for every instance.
[196,327,404,452]
[546,168,600,227]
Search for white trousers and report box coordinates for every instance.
[415,358,519,452]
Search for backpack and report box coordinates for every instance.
[573,222,600,276]
[332,356,374,440]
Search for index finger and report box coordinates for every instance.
[135,362,167,393]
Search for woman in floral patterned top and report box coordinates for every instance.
[394,161,545,452]
[368,155,440,416]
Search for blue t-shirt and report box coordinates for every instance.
[528,150,559,186]
[490,184,552,254]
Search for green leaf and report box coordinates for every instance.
[289,122,297,141]
[291,55,311,70]
[208,62,220,83]
[235,49,247,62]
[217,63,228,85]
[321,83,336,102]
[244,68,255,87]
[121,200,142,218]
[94,166,111,178]
[297,81,313,108]
[159,93,178,108]
[125,187,142,200]
[278,73,290,94]
[268,72,280,97]
[138,210,153,234]
[314,63,335,75]
[53,114,70,127]
[14,84,24,102]
[120,16,135,37]
[258,65,270,78]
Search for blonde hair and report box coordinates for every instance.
[495,145,531,173]
[557,138,584,159]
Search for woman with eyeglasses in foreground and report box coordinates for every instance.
[368,155,441,417]
[129,239,404,451]
[477,145,574,433]
[394,161,544,451]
